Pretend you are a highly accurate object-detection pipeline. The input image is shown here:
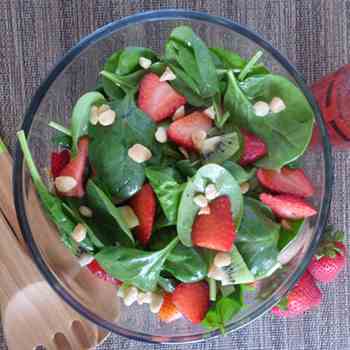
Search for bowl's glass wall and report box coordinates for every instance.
[16,13,330,344]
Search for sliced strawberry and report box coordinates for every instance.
[159,292,182,323]
[192,196,236,252]
[239,129,267,165]
[51,149,70,179]
[272,271,322,318]
[87,259,122,286]
[257,167,315,198]
[260,193,317,220]
[137,73,186,122]
[172,282,209,324]
[56,137,89,197]
[129,183,156,246]
[167,111,213,150]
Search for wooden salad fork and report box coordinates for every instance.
[0,137,119,349]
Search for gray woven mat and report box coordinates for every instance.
[1,1,350,349]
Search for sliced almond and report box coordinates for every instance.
[179,147,189,159]
[124,286,139,306]
[90,105,99,125]
[99,109,116,126]
[139,56,152,69]
[240,182,250,194]
[55,176,77,193]
[128,144,152,163]
[203,105,215,120]
[159,66,176,82]
[172,105,185,120]
[137,291,152,305]
[79,205,93,218]
[191,130,207,150]
[198,205,211,215]
[270,97,286,113]
[205,184,219,201]
[98,104,110,114]
[253,101,270,117]
[150,293,164,313]
[214,252,232,268]
[78,253,95,267]
[119,205,139,229]
[193,194,208,208]
[155,126,168,143]
[72,223,87,243]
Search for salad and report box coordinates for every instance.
[18,26,317,331]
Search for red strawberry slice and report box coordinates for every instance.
[272,271,322,318]
[167,111,213,150]
[192,196,236,252]
[87,259,122,286]
[129,183,156,246]
[172,282,209,324]
[56,137,89,198]
[260,193,317,220]
[138,73,186,122]
[51,149,70,179]
[239,129,267,165]
[257,167,315,198]
[159,292,182,323]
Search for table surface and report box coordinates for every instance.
[1,1,350,349]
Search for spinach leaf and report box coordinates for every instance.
[89,96,155,200]
[70,92,106,154]
[177,164,243,246]
[158,276,176,293]
[145,166,185,224]
[236,197,281,278]
[278,219,305,251]
[222,161,256,184]
[202,286,243,333]
[95,237,179,291]
[224,71,314,169]
[176,159,201,177]
[18,131,79,254]
[165,26,219,99]
[86,180,135,246]
[101,47,158,99]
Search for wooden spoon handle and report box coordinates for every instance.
[0,139,22,241]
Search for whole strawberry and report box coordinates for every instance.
[272,270,322,318]
[308,227,346,283]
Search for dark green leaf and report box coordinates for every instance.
[158,276,176,293]
[176,159,201,177]
[236,197,281,278]
[95,237,179,291]
[278,219,305,251]
[222,161,256,184]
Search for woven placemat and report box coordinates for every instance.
[1,1,349,349]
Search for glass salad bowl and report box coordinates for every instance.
[13,10,332,344]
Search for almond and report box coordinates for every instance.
[172,105,185,120]
[203,105,215,120]
[155,126,168,143]
[124,286,139,306]
[193,194,208,208]
[72,223,87,243]
[240,182,250,194]
[270,97,286,113]
[159,66,176,82]
[253,101,270,117]
[139,56,152,69]
[214,252,232,268]
[191,130,207,150]
[128,144,152,163]
[78,254,95,267]
[79,205,93,218]
[90,105,99,125]
[150,293,164,313]
[98,109,116,126]
[98,104,110,114]
[55,176,77,193]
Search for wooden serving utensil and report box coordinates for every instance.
[0,137,119,349]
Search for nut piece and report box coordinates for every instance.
[117,285,127,298]
[159,66,176,82]
[128,144,152,163]
[79,205,93,218]
[207,265,227,281]
[198,205,211,215]
[99,109,116,126]
[139,56,152,69]
[55,176,77,193]
[214,252,232,268]
[72,223,87,243]
[155,126,168,143]
[98,104,110,114]
[203,105,215,120]
[270,97,286,113]
[173,105,185,120]
[90,105,99,125]
[124,286,139,306]
[193,194,208,208]
[150,293,164,313]
[205,184,219,201]
[240,182,250,194]
[253,101,270,117]
[119,205,139,229]
[78,253,95,267]
[191,130,207,150]
[137,291,152,305]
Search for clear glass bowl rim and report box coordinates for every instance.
[13,9,333,344]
